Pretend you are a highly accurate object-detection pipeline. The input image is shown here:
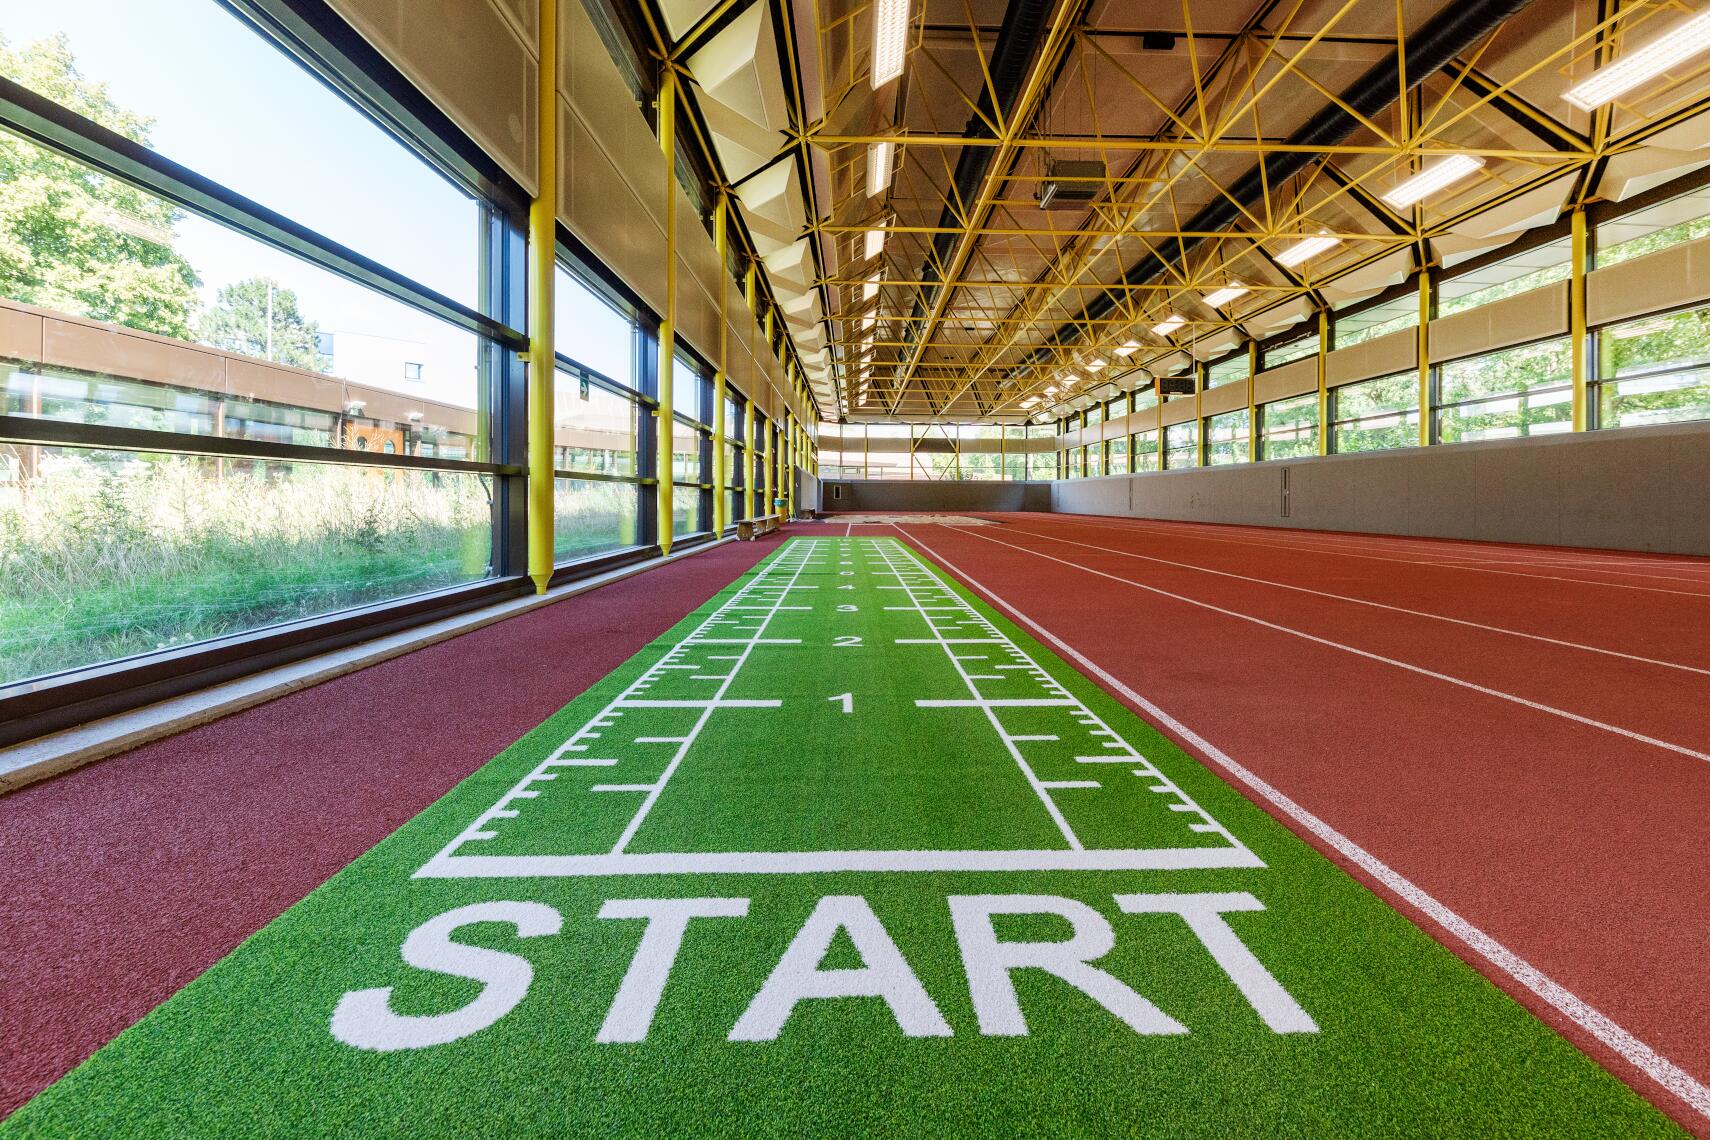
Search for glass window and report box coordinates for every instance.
[1597,186,1710,268]
[0,4,480,307]
[672,484,703,537]
[1207,355,1249,386]
[1133,384,1159,413]
[1131,430,1159,472]
[1107,435,1129,475]
[1067,447,1083,479]
[1437,239,1571,318]
[1163,421,1198,469]
[557,268,636,386]
[1333,296,1416,349]
[555,373,637,476]
[1085,440,1105,477]
[1331,372,1419,453]
[1264,334,1318,368]
[1205,409,1250,465]
[553,478,640,562]
[672,417,705,484]
[1436,338,1572,443]
[0,446,491,686]
[1260,393,1319,459]
[1084,404,1104,428]
[1596,304,1710,428]
[1028,449,1056,480]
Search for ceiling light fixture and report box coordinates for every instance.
[1152,314,1186,337]
[867,141,895,198]
[1115,339,1142,357]
[1201,282,1249,309]
[1381,154,1485,209]
[1086,358,1106,371]
[1275,233,1340,268]
[1563,10,1710,110]
[863,274,880,302]
[864,228,886,260]
[871,0,911,88]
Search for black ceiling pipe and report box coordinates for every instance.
[902,0,1051,338]
[1022,0,1539,369]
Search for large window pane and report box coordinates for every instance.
[1260,393,1319,459]
[0,446,492,687]
[1597,304,1710,428]
[672,484,703,536]
[1597,186,1710,268]
[555,373,637,475]
[1334,296,1417,349]
[1436,338,1572,443]
[553,478,639,563]
[1205,409,1250,465]
[1,3,479,306]
[673,418,705,483]
[1163,422,1198,469]
[1264,335,1317,368]
[1331,372,1418,453]
[1132,430,1159,472]
[1437,240,1570,318]
[556,268,636,386]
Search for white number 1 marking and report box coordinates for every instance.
[828,693,853,714]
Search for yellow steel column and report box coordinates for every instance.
[656,67,678,555]
[1417,270,1432,447]
[1570,207,1589,432]
[1315,309,1329,456]
[763,415,775,516]
[713,195,728,534]
[743,398,756,519]
[1246,340,1259,462]
[526,0,559,593]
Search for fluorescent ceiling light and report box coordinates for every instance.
[867,141,895,198]
[1059,370,1080,385]
[1020,396,1040,408]
[1085,358,1106,371]
[1152,314,1186,336]
[1275,233,1340,268]
[1381,155,1485,209]
[864,228,886,260]
[863,274,880,302]
[871,0,911,88]
[1201,282,1248,309]
[1564,11,1710,110]
[1114,339,1142,357]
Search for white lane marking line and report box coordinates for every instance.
[1003,524,1710,679]
[915,698,1078,708]
[591,783,657,793]
[619,700,783,709]
[1041,780,1101,789]
[959,527,1710,766]
[1066,515,1710,600]
[905,526,1710,1124]
[417,846,1264,876]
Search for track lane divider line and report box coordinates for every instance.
[1060,515,1710,600]
[944,527,1710,766]
[1001,523,1710,678]
[899,524,1710,1124]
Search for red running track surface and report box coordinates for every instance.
[0,534,788,1119]
[845,513,1710,1132]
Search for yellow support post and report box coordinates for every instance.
[1246,340,1259,462]
[744,399,756,520]
[1315,308,1329,456]
[656,67,678,556]
[763,416,775,516]
[1417,270,1432,447]
[713,195,728,535]
[525,0,558,594]
[1570,207,1589,432]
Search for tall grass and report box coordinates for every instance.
[0,449,492,685]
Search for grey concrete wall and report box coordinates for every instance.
[821,480,1053,513]
[1051,420,1710,555]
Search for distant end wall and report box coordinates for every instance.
[1051,420,1710,556]
[820,480,1053,513]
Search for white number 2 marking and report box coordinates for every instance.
[828,693,853,714]
[834,635,862,648]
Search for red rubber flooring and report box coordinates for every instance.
[0,534,788,1120]
[834,513,1710,1132]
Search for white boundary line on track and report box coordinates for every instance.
[1000,523,1710,678]
[1053,514,1710,599]
[901,525,1710,1124]
[946,526,1710,766]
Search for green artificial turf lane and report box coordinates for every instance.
[4,536,1679,1137]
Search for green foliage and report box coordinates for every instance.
[0,453,493,685]
[197,277,329,372]
[0,35,201,338]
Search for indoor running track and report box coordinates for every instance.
[844,511,1710,1132]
